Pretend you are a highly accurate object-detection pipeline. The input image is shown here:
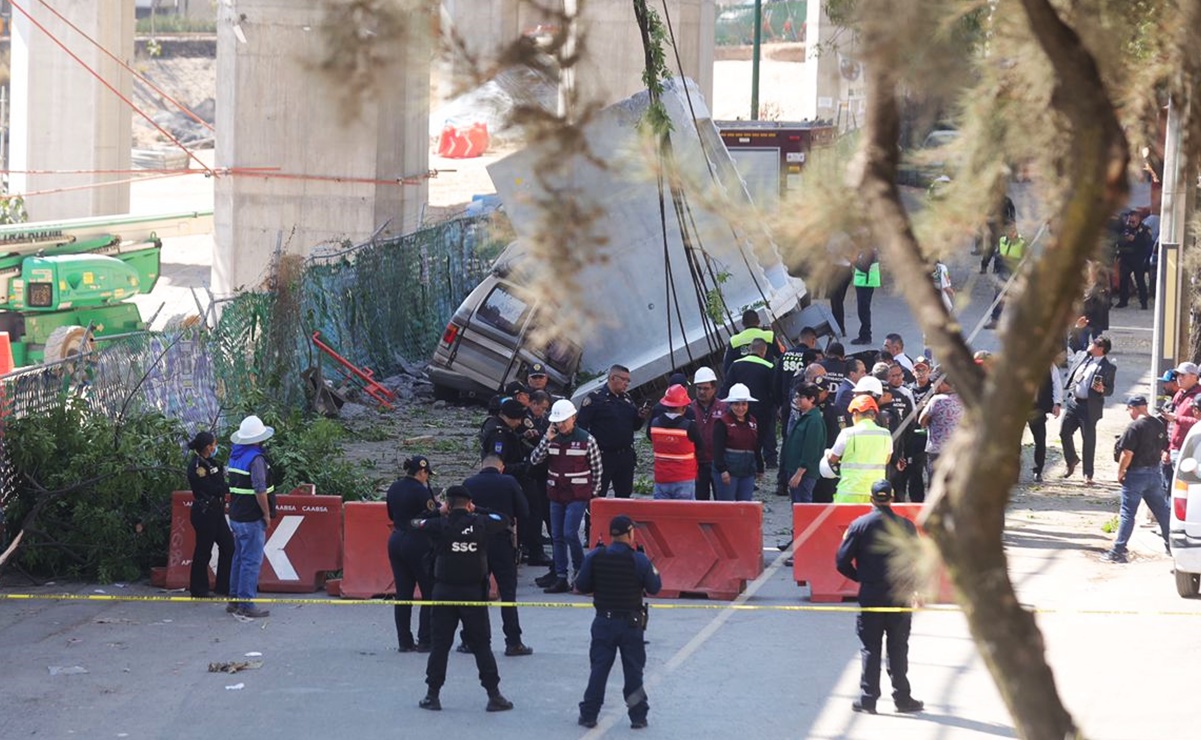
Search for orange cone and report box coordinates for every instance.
[0,332,13,375]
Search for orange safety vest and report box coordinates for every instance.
[650,423,698,484]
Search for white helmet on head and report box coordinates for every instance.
[693,366,718,384]
[721,383,758,403]
[548,399,578,423]
[853,376,884,397]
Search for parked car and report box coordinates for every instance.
[1170,423,1201,596]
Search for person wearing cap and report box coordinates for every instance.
[480,398,531,482]
[1162,361,1201,483]
[722,309,780,373]
[461,455,534,656]
[776,326,819,408]
[1115,209,1153,309]
[1059,335,1116,485]
[412,486,514,713]
[648,384,704,500]
[722,338,779,468]
[574,514,662,730]
[577,364,649,501]
[226,415,278,619]
[907,356,936,407]
[881,363,918,497]
[529,399,604,594]
[1102,397,1171,563]
[689,366,728,502]
[1027,364,1064,483]
[1158,370,1181,490]
[185,431,233,600]
[526,362,550,392]
[836,480,923,715]
[386,455,440,652]
[781,383,827,503]
[919,376,963,479]
[521,390,554,568]
[826,396,893,504]
[505,381,531,407]
[712,383,764,501]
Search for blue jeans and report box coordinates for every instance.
[550,500,587,579]
[229,519,267,609]
[653,480,696,500]
[789,477,817,504]
[579,614,649,723]
[713,464,755,501]
[1113,467,1171,552]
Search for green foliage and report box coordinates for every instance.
[134,15,217,34]
[243,406,377,501]
[705,270,733,323]
[0,193,28,225]
[634,0,674,138]
[4,401,185,583]
[1101,516,1119,534]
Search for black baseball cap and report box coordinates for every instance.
[505,381,529,396]
[609,515,640,536]
[403,455,436,476]
[528,362,547,377]
[445,485,472,501]
[1126,395,1149,407]
[870,480,893,504]
[500,398,526,419]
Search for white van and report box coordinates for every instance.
[1169,422,1201,596]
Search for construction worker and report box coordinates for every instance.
[984,220,1027,329]
[825,395,892,503]
[723,309,780,372]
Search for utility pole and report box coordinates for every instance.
[751,0,762,120]
[1152,94,1193,377]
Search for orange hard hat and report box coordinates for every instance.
[848,395,879,414]
[660,384,691,407]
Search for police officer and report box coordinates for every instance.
[413,486,514,713]
[481,399,532,479]
[185,431,233,599]
[835,480,924,715]
[461,455,534,656]
[574,515,662,730]
[522,390,554,567]
[386,455,439,652]
[577,364,649,500]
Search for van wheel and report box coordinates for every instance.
[433,384,458,402]
[1175,569,1199,598]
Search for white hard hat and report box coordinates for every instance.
[721,383,758,403]
[819,449,839,479]
[853,376,884,397]
[548,399,578,423]
[231,415,274,445]
[693,366,718,384]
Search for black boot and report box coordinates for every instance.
[486,692,514,712]
[419,693,441,711]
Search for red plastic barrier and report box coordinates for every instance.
[791,503,956,603]
[590,498,763,600]
[436,122,489,159]
[166,490,343,593]
[339,502,395,599]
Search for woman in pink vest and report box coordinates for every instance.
[712,384,764,501]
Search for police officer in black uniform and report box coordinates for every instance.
[835,480,924,715]
[577,364,649,500]
[413,486,514,713]
[460,455,533,656]
[185,431,233,599]
[574,514,662,730]
[480,399,530,479]
[386,455,439,652]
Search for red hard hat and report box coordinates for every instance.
[660,384,691,407]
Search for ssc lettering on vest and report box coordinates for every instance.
[451,541,480,552]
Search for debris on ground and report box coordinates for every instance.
[224,682,245,691]
[208,660,264,674]
[48,666,88,675]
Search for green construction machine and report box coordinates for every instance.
[0,210,213,366]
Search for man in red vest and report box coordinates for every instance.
[648,384,703,500]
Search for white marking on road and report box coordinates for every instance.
[264,516,302,581]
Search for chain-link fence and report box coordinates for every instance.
[0,213,506,509]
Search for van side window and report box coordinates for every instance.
[477,285,530,335]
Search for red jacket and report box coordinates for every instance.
[1170,386,1201,452]
[689,399,728,464]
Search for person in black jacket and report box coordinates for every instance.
[460,456,533,656]
[836,481,924,716]
[414,486,514,713]
[185,431,233,599]
[386,455,439,652]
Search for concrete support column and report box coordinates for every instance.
[9,0,135,220]
[801,1,860,128]
[573,0,714,109]
[213,0,430,297]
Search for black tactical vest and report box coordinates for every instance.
[591,548,644,612]
[434,514,489,586]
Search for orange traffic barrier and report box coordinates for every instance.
[338,502,396,599]
[791,503,956,603]
[166,490,343,593]
[436,122,490,159]
[590,498,763,600]
[0,331,14,375]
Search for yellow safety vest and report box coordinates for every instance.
[729,327,775,351]
[833,419,892,503]
[998,235,1026,271]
